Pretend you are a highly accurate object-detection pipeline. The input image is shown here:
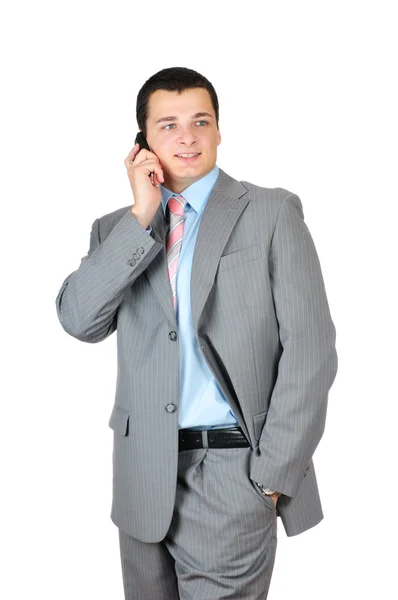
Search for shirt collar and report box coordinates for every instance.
[159,164,220,217]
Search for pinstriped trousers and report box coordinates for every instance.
[118,446,278,599]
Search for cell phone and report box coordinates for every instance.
[134,131,156,183]
[135,131,151,151]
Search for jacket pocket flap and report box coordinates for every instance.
[218,244,262,272]
[108,404,130,436]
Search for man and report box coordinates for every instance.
[56,67,338,599]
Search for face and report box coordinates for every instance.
[145,88,221,193]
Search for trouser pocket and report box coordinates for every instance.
[248,477,277,512]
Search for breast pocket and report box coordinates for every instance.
[217,244,262,273]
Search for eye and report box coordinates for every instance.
[162,120,209,130]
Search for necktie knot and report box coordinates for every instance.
[168,194,186,217]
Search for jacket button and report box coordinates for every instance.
[166,404,176,413]
[128,258,136,266]
[138,247,145,254]
[169,331,177,341]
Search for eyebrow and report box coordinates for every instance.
[155,112,214,125]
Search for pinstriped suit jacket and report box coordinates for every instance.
[55,167,338,541]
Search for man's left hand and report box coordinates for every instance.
[271,492,281,506]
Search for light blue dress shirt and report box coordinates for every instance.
[144,165,238,431]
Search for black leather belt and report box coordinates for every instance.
[179,426,250,451]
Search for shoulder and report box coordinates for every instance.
[240,179,296,204]
[239,179,302,220]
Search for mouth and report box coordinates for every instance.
[175,153,201,163]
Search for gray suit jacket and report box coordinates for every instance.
[56,167,338,542]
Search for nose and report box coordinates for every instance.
[177,129,198,146]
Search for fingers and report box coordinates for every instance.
[152,169,164,185]
[125,156,164,186]
[130,157,162,175]
[128,154,164,181]
[150,164,164,184]
[125,144,163,174]
[124,144,164,187]
[124,143,141,166]
[125,143,157,166]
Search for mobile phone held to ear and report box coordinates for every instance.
[135,131,151,151]
[134,131,155,182]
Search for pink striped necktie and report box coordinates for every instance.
[166,194,187,311]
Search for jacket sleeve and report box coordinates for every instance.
[55,208,163,343]
[249,193,338,498]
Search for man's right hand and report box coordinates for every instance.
[124,143,165,229]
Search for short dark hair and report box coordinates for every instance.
[136,67,219,138]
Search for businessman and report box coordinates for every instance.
[56,66,338,599]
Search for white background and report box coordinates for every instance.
[1,1,397,598]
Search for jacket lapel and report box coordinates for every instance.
[144,167,250,334]
[190,171,250,336]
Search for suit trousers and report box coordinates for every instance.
[118,445,278,599]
